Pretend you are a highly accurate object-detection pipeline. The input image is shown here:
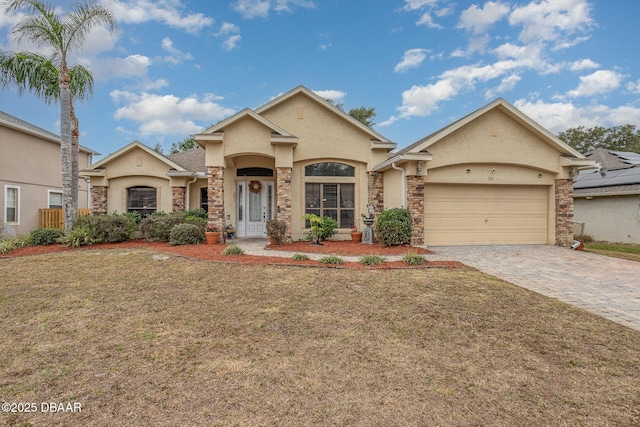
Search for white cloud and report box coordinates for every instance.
[100,0,213,33]
[401,0,439,12]
[394,48,428,73]
[458,1,510,34]
[567,70,623,98]
[484,74,521,99]
[161,37,193,64]
[508,0,593,47]
[400,0,447,28]
[514,98,640,134]
[313,89,346,103]
[416,12,443,29]
[111,91,235,136]
[626,79,640,94]
[88,54,152,82]
[570,59,599,71]
[233,0,315,19]
[216,22,242,51]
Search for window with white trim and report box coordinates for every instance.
[4,185,19,224]
[48,191,63,209]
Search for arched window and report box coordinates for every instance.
[304,162,355,228]
[127,186,157,217]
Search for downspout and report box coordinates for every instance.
[391,162,406,208]
[185,174,198,209]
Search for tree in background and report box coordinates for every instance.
[558,125,640,154]
[169,136,197,154]
[325,98,377,127]
[2,0,116,232]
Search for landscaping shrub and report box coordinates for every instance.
[359,255,386,265]
[292,253,309,261]
[303,213,338,244]
[318,255,343,265]
[403,253,426,265]
[139,212,186,242]
[266,219,288,245]
[222,244,244,255]
[0,237,28,254]
[28,228,64,246]
[574,233,594,244]
[169,223,203,246]
[60,226,97,247]
[74,214,137,243]
[184,208,208,219]
[375,208,413,247]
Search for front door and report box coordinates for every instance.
[237,180,274,237]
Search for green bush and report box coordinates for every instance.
[60,226,98,247]
[28,228,64,246]
[292,253,309,261]
[574,234,594,244]
[184,208,208,219]
[318,255,343,265]
[139,212,185,242]
[304,213,338,244]
[169,223,203,246]
[0,237,28,254]
[359,255,386,265]
[375,208,413,247]
[74,214,137,243]
[403,253,426,265]
[222,244,244,255]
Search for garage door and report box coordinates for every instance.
[424,184,549,246]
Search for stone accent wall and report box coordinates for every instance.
[276,167,292,230]
[207,166,225,229]
[367,171,384,216]
[91,186,108,215]
[406,175,425,246]
[555,178,574,247]
[172,187,186,212]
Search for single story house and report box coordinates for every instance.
[1,110,96,236]
[574,149,640,244]
[82,85,594,246]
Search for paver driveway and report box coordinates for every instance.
[428,245,640,332]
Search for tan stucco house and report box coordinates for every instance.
[1,110,95,236]
[82,86,594,246]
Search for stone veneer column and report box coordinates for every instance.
[91,186,108,215]
[367,171,384,216]
[276,167,292,230]
[555,178,574,247]
[406,175,425,246]
[172,187,186,212]
[207,166,225,229]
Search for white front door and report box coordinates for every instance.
[237,180,274,238]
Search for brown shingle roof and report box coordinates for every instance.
[165,147,205,173]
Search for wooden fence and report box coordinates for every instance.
[38,208,92,229]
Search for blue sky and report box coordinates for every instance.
[1,0,639,159]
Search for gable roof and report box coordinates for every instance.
[84,140,186,172]
[0,110,98,155]
[255,85,395,147]
[396,98,585,159]
[166,147,206,173]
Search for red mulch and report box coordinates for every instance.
[1,240,465,269]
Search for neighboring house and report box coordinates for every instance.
[0,110,97,236]
[574,149,640,243]
[81,86,594,246]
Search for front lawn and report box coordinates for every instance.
[584,242,640,262]
[1,249,639,426]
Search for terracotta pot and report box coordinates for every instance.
[205,231,221,244]
[350,232,363,242]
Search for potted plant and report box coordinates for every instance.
[205,225,221,244]
[266,219,287,245]
[350,225,362,242]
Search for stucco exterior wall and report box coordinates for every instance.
[105,176,173,214]
[575,195,640,244]
[1,124,90,235]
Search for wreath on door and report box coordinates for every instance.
[248,180,262,194]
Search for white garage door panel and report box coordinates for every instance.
[425,185,548,246]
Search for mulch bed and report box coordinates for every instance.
[1,240,465,269]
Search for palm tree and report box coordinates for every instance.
[2,0,115,232]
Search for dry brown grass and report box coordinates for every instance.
[1,248,639,426]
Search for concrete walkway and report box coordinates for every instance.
[234,239,640,332]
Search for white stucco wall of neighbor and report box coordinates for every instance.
[574,195,640,244]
